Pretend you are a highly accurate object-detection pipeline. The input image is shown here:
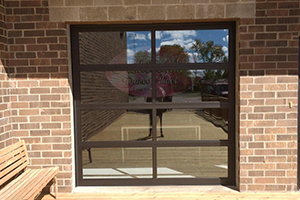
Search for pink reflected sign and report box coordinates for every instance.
[106,70,192,97]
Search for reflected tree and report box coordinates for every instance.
[158,44,189,63]
[134,51,151,64]
[191,39,227,63]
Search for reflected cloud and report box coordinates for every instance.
[222,35,229,42]
[127,32,147,41]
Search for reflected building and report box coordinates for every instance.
[79,32,128,141]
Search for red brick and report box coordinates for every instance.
[255,18,276,24]
[267,10,288,16]
[42,137,63,143]
[256,33,277,40]
[42,152,63,157]
[30,116,50,122]
[21,15,43,22]
[254,134,275,141]
[46,30,66,36]
[266,55,286,61]
[15,37,36,44]
[24,30,44,37]
[16,52,36,58]
[30,130,50,136]
[266,40,287,47]
[289,9,300,16]
[255,48,276,55]
[37,37,57,44]
[248,26,264,32]
[278,2,299,9]
[278,17,299,24]
[29,58,50,65]
[14,23,35,29]
[20,1,42,7]
[256,3,277,10]
[13,8,34,15]
[249,41,265,47]
[30,88,50,94]
[265,171,285,176]
[37,52,58,58]
[255,178,275,184]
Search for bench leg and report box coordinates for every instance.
[54,177,58,199]
[87,148,92,163]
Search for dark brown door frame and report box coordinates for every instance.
[70,22,236,187]
[297,36,300,190]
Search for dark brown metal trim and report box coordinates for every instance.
[81,140,229,148]
[227,22,236,185]
[70,26,82,186]
[77,63,230,70]
[79,178,230,186]
[297,36,300,191]
[71,21,236,187]
[70,21,234,33]
[77,102,230,109]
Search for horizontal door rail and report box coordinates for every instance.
[81,140,229,148]
[77,102,229,110]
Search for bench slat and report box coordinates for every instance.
[0,140,28,186]
[0,168,40,199]
[0,145,24,166]
[0,140,24,158]
[0,156,28,186]
[23,167,59,200]
[9,169,47,200]
[1,168,59,200]
[0,150,26,177]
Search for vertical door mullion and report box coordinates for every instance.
[151,30,157,179]
[71,27,83,186]
[227,23,236,184]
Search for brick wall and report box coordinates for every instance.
[79,32,128,140]
[239,0,299,191]
[0,0,12,148]
[0,0,298,193]
[5,0,72,192]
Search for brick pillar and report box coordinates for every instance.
[239,0,299,191]
[6,0,72,192]
[0,0,12,148]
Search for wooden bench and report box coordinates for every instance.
[0,140,59,200]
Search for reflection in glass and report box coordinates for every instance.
[156,109,228,141]
[155,69,228,103]
[157,147,227,178]
[79,31,151,65]
[155,30,229,64]
[81,110,152,141]
[82,148,152,179]
[80,71,151,104]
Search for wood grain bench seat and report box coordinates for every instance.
[0,140,59,200]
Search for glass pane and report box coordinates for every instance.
[80,71,151,104]
[81,110,153,141]
[155,69,228,103]
[82,148,152,179]
[79,31,151,65]
[155,109,228,140]
[156,29,228,64]
[157,147,227,178]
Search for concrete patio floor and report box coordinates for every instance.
[38,186,300,200]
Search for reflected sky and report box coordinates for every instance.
[126,30,229,64]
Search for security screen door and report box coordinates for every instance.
[71,22,235,186]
